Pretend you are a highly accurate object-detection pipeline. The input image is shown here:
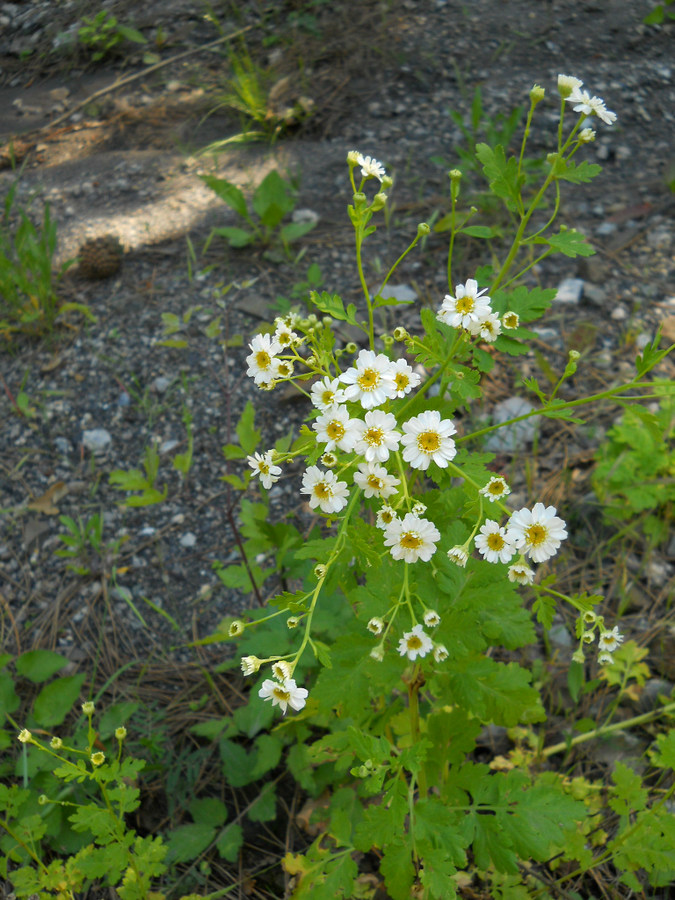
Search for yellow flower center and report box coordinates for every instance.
[400,531,422,549]
[321,390,335,405]
[395,373,409,391]
[255,350,272,369]
[326,421,345,440]
[525,524,548,546]
[259,461,270,474]
[272,687,291,703]
[314,482,332,500]
[380,511,394,523]
[365,426,385,446]
[407,635,423,650]
[367,475,383,491]
[417,431,440,453]
[358,368,379,391]
[456,296,474,315]
[487,482,503,496]
[487,533,505,551]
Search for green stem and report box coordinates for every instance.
[408,668,427,799]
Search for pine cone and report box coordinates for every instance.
[78,235,123,279]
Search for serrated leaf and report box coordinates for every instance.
[15,650,68,683]
[250,733,283,779]
[189,797,228,828]
[166,823,214,864]
[236,401,260,455]
[381,838,415,900]
[310,291,358,325]
[546,228,595,258]
[216,823,243,862]
[253,170,294,229]
[650,729,675,770]
[248,781,276,822]
[554,159,602,184]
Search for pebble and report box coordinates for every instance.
[153,376,171,393]
[53,436,72,454]
[180,532,197,548]
[485,397,539,453]
[292,208,320,225]
[160,439,179,454]
[82,428,112,452]
[548,623,574,648]
[555,278,584,305]
[377,283,417,303]
[610,306,628,320]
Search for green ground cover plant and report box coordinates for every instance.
[3,73,675,899]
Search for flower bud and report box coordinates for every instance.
[345,342,358,355]
[321,451,337,468]
[38,794,49,805]
[582,631,595,645]
[568,350,581,361]
[347,150,360,166]
[240,656,261,676]
[272,660,293,680]
[228,620,245,638]
[371,191,387,211]
[582,610,597,625]
[370,644,385,662]
[381,175,393,190]
[287,616,300,629]
[530,83,545,105]
[367,617,384,636]
[50,736,63,750]
[579,127,596,143]
[91,752,105,766]
[18,729,32,743]
[572,648,585,664]
[314,563,327,580]
[382,335,394,348]
[322,316,332,327]
[81,701,95,716]
[416,222,430,237]
[115,726,128,741]
[393,327,408,342]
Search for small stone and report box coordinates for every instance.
[376,283,418,303]
[548,623,574,649]
[485,397,539,453]
[153,376,171,393]
[54,436,72,454]
[610,306,628,320]
[160,439,179,454]
[82,428,112,452]
[583,283,607,306]
[180,532,197,548]
[138,526,156,537]
[291,208,319,226]
[555,278,584,305]
[595,221,617,236]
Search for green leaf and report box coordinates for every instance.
[250,733,283,779]
[459,225,500,238]
[280,221,316,244]
[475,143,522,206]
[115,24,147,43]
[310,291,358,325]
[492,285,556,322]
[219,738,254,787]
[546,228,595,258]
[236,401,261,455]
[248,781,276,822]
[445,658,544,726]
[189,797,228,828]
[200,175,249,220]
[650,729,675,770]
[253,170,294,229]
[381,838,415,900]
[554,158,602,184]
[210,226,255,248]
[165,823,215,864]
[0,670,20,718]
[15,650,69,684]
[32,674,86,727]
[216,823,243,862]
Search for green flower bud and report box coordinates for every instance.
[381,175,393,190]
[530,83,545,104]
[314,564,327,580]
[393,327,408,341]
[228,620,245,638]
[115,726,128,741]
[91,752,105,767]
[345,342,358,354]
[38,794,49,805]
[81,701,95,716]
[371,191,387,211]
[416,222,430,237]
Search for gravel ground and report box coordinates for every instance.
[1,0,674,672]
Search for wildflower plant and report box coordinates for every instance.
[215,79,675,897]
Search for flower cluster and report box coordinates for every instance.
[558,74,617,125]
[437,279,512,342]
[573,614,625,667]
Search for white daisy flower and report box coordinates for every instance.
[506,503,568,563]
[247,451,282,489]
[274,321,299,348]
[383,513,440,563]
[355,152,386,182]
[274,358,294,379]
[447,545,469,567]
[376,505,397,529]
[340,350,397,409]
[468,311,502,342]
[258,678,308,715]
[353,410,400,463]
[401,410,457,470]
[313,404,359,452]
[557,74,584,98]
[300,466,350,514]
[310,376,345,411]
[437,279,492,330]
[598,626,624,653]
[479,475,511,502]
[390,358,421,397]
[423,610,440,628]
[502,311,520,329]
[475,520,517,564]
[587,95,616,125]
[433,644,449,663]
[367,617,384,635]
[240,656,261,675]
[397,623,433,661]
[271,660,293,681]
[567,89,616,125]
[508,563,535,585]
[354,461,400,499]
[598,652,614,666]
[246,333,282,385]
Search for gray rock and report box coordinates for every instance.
[485,397,539,453]
[179,532,197,548]
[375,283,418,303]
[82,428,112,452]
[153,376,171,393]
[555,278,584,304]
[548,623,574,648]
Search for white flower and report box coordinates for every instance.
[579,127,596,143]
[475,520,517,564]
[356,152,386,182]
[313,404,359,452]
[437,279,492,330]
[274,321,299,348]
[353,410,400,462]
[370,644,385,662]
[247,451,282,489]
[367,617,384,635]
[310,376,345,411]
[412,501,427,516]
[401,410,457,470]
[340,350,397,409]
[390,358,421,397]
[479,475,511,502]
[272,660,293,681]
[246,333,281,385]
[383,513,440,563]
[506,503,568,563]
[354,461,400,499]
[274,358,294,379]
[241,656,261,675]
[301,466,350,514]
[258,678,308,715]
[423,610,440,628]
[598,626,624,653]
[567,89,617,125]
[376,505,397,529]
[468,311,501,342]
[557,74,584,98]
[397,624,433,661]
[321,451,337,467]
[433,644,449,663]
[587,95,616,125]
[18,729,32,743]
[598,652,614,666]
[447,545,469,567]
[508,563,535,585]
[502,311,520,330]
